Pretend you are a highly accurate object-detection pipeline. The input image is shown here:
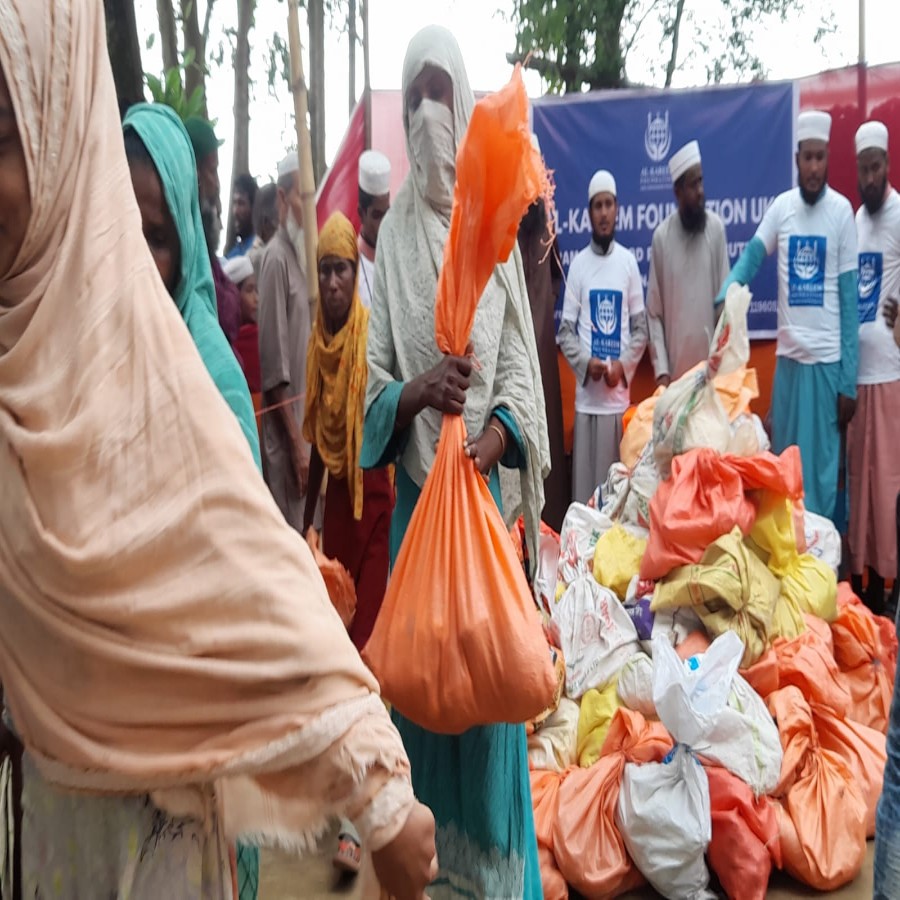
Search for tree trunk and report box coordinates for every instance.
[308,0,327,183]
[103,0,145,114]
[348,0,357,115]
[226,0,255,254]
[156,0,179,73]
[362,0,371,148]
[181,0,208,118]
[665,0,687,88]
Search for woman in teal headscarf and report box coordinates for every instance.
[122,102,261,898]
[122,103,261,472]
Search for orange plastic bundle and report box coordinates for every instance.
[306,528,356,629]
[770,631,852,717]
[362,67,557,734]
[640,447,803,581]
[831,582,897,733]
[530,769,569,900]
[551,709,672,899]
[705,766,781,900]
[766,687,867,890]
[811,700,886,837]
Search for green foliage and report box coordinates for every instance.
[509,0,834,94]
[145,64,207,120]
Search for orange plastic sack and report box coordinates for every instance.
[530,769,569,900]
[811,701,886,837]
[766,687,867,891]
[705,766,781,900]
[740,648,779,700]
[640,446,804,581]
[831,583,897,733]
[552,709,671,899]
[363,68,557,733]
[771,631,852,717]
[306,528,356,629]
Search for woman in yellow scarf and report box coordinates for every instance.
[303,212,394,652]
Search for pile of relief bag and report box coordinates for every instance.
[522,285,896,899]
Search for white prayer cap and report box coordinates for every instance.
[223,255,254,285]
[668,140,701,184]
[277,151,300,178]
[856,120,889,155]
[797,110,832,144]
[588,169,616,201]
[358,150,391,196]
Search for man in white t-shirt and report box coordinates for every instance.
[719,110,858,522]
[558,169,648,503]
[356,150,391,309]
[846,120,900,614]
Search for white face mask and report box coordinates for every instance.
[408,98,456,213]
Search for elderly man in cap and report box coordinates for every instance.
[357,149,391,308]
[647,140,730,385]
[846,121,900,614]
[184,116,242,352]
[720,110,858,522]
[558,169,647,503]
[257,151,313,530]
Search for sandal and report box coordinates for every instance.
[333,832,362,875]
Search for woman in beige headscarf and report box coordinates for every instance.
[0,1,435,897]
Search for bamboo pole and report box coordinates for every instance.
[287,0,319,311]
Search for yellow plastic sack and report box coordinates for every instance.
[749,495,837,623]
[577,679,622,767]
[592,525,648,599]
[652,527,779,667]
[769,595,808,641]
[619,366,759,468]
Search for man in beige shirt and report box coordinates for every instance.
[257,151,312,530]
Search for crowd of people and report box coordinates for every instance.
[0,0,899,898]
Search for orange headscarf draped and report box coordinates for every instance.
[303,212,369,520]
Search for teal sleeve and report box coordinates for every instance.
[716,236,767,304]
[493,406,526,470]
[838,269,859,399]
[360,381,406,470]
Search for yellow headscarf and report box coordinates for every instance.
[303,212,369,519]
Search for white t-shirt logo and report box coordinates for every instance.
[589,289,623,359]
[793,240,820,280]
[788,235,826,307]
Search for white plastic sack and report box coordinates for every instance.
[804,509,842,575]
[617,744,715,900]
[727,412,770,456]
[599,442,659,530]
[553,575,642,699]
[653,284,752,479]
[557,503,613,589]
[617,652,656,718]
[653,631,741,746]
[650,606,704,652]
[616,639,782,794]
[527,697,580,772]
[534,528,561,614]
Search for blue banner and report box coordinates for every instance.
[533,81,796,338]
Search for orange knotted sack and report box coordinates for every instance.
[362,67,557,734]
[306,528,356,629]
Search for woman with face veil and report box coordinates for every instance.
[0,1,437,897]
[361,25,548,899]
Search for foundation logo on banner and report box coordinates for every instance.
[857,251,882,323]
[788,235,826,306]
[590,289,623,359]
[644,111,672,163]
